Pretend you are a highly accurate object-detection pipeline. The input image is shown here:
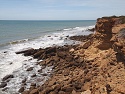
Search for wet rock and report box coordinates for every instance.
[88,28,95,32]
[37,68,43,73]
[2,87,8,91]
[0,82,7,88]
[16,48,34,54]
[18,87,24,93]
[29,86,36,91]
[27,67,33,71]
[66,35,69,37]
[31,83,36,86]
[9,62,13,65]
[33,49,44,58]
[42,73,48,76]
[22,78,27,83]
[37,78,44,82]
[31,74,37,77]
[2,74,14,81]
[4,51,8,53]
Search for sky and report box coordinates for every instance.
[0,0,125,20]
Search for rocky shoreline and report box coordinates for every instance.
[1,16,125,94]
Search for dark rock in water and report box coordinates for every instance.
[2,87,8,91]
[16,48,34,54]
[31,74,36,77]
[42,73,48,76]
[4,51,8,53]
[22,78,27,83]
[37,78,44,82]
[0,82,7,88]
[88,28,95,32]
[9,62,13,65]
[18,87,25,93]
[26,67,33,71]
[66,35,69,37]
[31,83,36,86]
[38,69,43,73]
[2,74,14,81]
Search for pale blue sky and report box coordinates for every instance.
[0,0,125,20]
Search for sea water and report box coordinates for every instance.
[0,20,95,94]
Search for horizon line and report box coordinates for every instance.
[0,19,96,21]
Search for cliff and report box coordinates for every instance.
[20,16,125,94]
[2,16,125,94]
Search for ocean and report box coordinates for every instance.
[0,20,95,94]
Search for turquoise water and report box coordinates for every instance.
[0,20,95,46]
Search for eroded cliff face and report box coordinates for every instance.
[17,16,125,94]
[75,16,125,94]
[95,16,125,58]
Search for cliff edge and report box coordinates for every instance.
[14,16,125,94]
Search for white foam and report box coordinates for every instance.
[0,25,95,78]
[0,25,95,93]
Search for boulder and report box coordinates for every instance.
[18,87,24,93]
[26,67,33,71]
[31,74,36,77]
[31,83,36,86]
[0,82,7,88]
[22,78,27,83]
[88,28,95,32]
[2,74,14,81]
[16,48,34,54]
